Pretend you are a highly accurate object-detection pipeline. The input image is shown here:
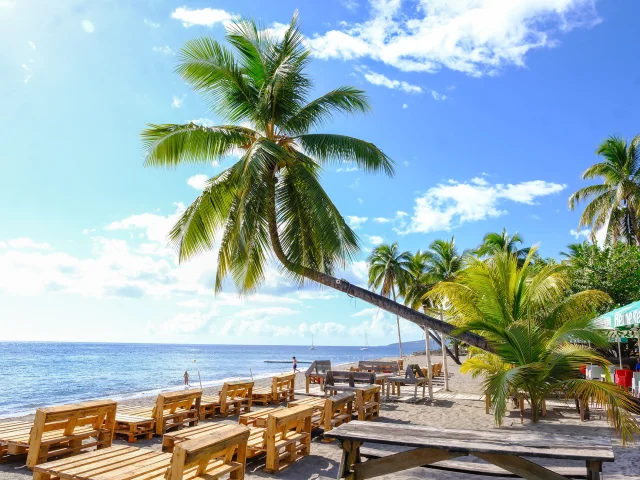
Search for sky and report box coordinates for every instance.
[1,0,639,346]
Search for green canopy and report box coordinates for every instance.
[594,300,640,339]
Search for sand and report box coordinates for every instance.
[1,355,638,479]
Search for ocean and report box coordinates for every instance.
[0,342,407,417]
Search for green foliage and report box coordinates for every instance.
[568,135,640,245]
[367,243,411,299]
[142,13,393,293]
[474,228,530,260]
[564,242,640,309]
[428,249,640,444]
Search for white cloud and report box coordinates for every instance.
[172,95,185,108]
[105,203,185,244]
[28,41,36,50]
[431,90,447,101]
[373,217,390,224]
[346,216,368,229]
[81,20,95,33]
[349,178,360,189]
[187,174,209,190]
[7,238,52,250]
[153,45,175,56]
[403,161,409,167]
[144,19,160,28]
[363,71,422,93]
[22,64,31,84]
[337,166,359,172]
[569,228,590,239]
[342,0,360,11]
[357,198,364,205]
[401,178,566,234]
[366,235,384,245]
[402,103,408,109]
[0,1,16,7]
[308,0,599,76]
[171,7,238,28]
[191,118,215,127]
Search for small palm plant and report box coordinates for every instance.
[428,248,640,443]
[367,242,411,358]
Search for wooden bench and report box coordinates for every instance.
[326,421,614,480]
[239,407,283,428]
[360,446,589,478]
[201,381,254,419]
[33,423,250,480]
[162,422,231,453]
[355,385,381,421]
[325,370,375,395]
[290,393,355,434]
[246,405,313,473]
[116,389,201,440]
[251,373,295,405]
[358,361,400,396]
[305,360,331,393]
[0,400,116,468]
[388,364,428,399]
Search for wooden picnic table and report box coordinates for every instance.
[325,421,614,480]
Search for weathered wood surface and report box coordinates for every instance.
[239,407,284,428]
[355,386,380,421]
[33,424,250,480]
[357,361,400,374]
[325,421,614,462]
[360,446,589,478]
[305,360,332,393]
[246,405,313,473]
[0,400,117,468]
[201,381,253,419]
[291,394,355,432]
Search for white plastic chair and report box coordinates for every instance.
[632,372,640,398]
[587,365,604,380]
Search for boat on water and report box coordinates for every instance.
[360,333,369,351]
[309,334,316,351]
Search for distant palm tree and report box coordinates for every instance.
[569,135,640,245]
[401,250,431,311]
[140,15,492,352]
[424,237,463,285]
[367,242,411,359]
[428,249,640,444]
[475,228,530,260]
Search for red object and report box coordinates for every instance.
[615,369,633,388]
[580,365,587,376]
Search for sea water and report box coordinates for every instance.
[0,342,403,417]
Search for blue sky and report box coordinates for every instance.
[1,0,639,345]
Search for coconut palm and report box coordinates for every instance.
[401,250,431,311]
[428,249,640,443]
[569,135,640,245]
[140,15,492,351]
[367,242,412,358]
[475,228,530,260]
[424,237,463,285]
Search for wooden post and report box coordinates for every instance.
[440,312,449,392]
[424,326,433,402]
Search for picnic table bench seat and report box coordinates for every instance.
[200,381,253,419]
[388,364,428,399]
[0,400,116,468]
[324,371,376,395]
[33,424,250,480]
[251,373,295,405]
[355,385,381,421]
[305,360,332,393]
[326,421,614,480]
[245,405,313,473]
[290,393,355,434]
[162,422,232,453]
[115,389,201,441]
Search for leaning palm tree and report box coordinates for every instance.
[569,135,640,245]
[428,248,640,444]
[367,242,411,358]
[141,14,491,351]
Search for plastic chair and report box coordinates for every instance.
[586,365,604,380]
[632,372,640,398]
[614,370,633,389]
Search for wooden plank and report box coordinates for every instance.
[324,421,614,462]
[475,453,572,480]
[353,447,460,478]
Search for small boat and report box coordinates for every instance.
[309,334,316,351]
[360,333,369,351]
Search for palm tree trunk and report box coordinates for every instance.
[265,179,493,353]
[392,287,403,360]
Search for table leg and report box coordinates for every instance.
[475,453,570,480]
[586,460,601,480]
[337,440,361,479]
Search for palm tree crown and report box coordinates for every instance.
[423,237,463,285]
[475,228,529,260]
[569,135,640,245]
[142,14,392,293]
[428,249,640,443]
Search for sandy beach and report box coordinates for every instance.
[1,356,638,479]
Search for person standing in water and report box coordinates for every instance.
[293,357,301,373]
[183,370,189,386]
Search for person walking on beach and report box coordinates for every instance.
[183,370,189,386]
[293,356,301,373]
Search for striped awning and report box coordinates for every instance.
[593,300,640,339]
